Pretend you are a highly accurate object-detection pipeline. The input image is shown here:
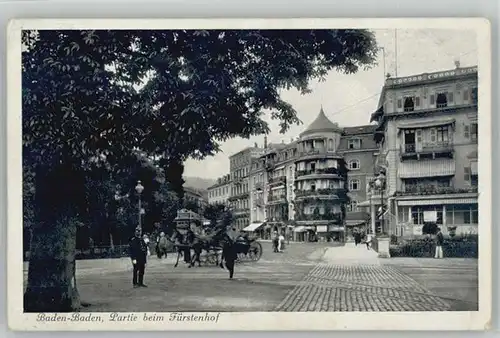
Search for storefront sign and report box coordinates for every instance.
[316,225,328,232]
[423,211,437,222]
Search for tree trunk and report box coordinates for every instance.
[24,164,85,312]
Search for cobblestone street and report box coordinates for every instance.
[23,242,478,312]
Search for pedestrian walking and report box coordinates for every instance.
[272,231,279,253]
[365,233,372,250]
[220,232,238,279]
[434,227,444,259]
[156,232,168,259]
[278,231,285,252]
[143,233,151,257]
[129,227,148,288]
[354,231,361,246]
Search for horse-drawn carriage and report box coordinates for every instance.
[165,208,263,268]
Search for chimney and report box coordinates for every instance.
[281,140,284,144]
[290,137,293,143]
[454,59,461,69]
[254,142,258,148]
[264,136,268,148]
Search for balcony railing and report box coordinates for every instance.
[401,142,453,155]
[295,212,342,223]
[295,188,344,198]
[396,186,478,196]
[268,175,286,185]
[267,194,287,204]
[296,167,343,178]
[297,148,337,158]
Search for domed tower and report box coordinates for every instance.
[293,107,348,241]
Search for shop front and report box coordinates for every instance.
[394,194,478,237]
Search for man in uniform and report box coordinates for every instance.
[129,227,148,288]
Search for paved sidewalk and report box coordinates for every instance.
[322,242,380,265]
[275,244,477,312]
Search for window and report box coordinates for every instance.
[348,139,361,149]
[403,97,415,112]
[349,179,360,191]
[464,167,471,182]
[347,200,358,212]
[471,87,478,104]
[328,138,334,150]
[436,126,449,143]
[447,205,478,224]
[471,123,478,142]
[436,93,448,108]
[348,159,360,170]
[310,184,316,191]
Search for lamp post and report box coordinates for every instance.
[135,180,144,230]
[374,172,386,235]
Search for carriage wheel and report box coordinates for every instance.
[249,241,263,261]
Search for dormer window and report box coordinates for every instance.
[436,93,448,108]
[348,138,362,149]
[403,97,415,112]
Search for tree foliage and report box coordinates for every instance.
[23,29,378,170]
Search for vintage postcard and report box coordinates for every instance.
[7,18,491,331]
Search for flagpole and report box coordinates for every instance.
[395,29,398,77]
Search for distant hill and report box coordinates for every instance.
[183,176,217,191]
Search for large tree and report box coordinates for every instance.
[22,29,378,311]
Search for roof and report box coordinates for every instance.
[342,125,378,135]
[300,107,342,136]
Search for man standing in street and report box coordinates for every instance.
[435,227,444,259]
[129,227,148,288]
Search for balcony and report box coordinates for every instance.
[232,208,250,215]
[254,181,264,191]
[395,185,478,197]
[297,148,339,160]
[295,212,342,223]
[267,194,287,205]
[295,188,345,199]
[233,176,243,185]
[401,142,454,160]
[268,175,286,186]
[264,160,275,171]
[296,167,342,177]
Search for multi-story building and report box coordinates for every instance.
[207,174,231,206]
[228,145,265,231]
[338,125,379,239]
[370,65,479,237]
[292,108,349,241]
[256,140,297,238]
[184,186,209,212]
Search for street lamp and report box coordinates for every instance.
[135,180,144,230]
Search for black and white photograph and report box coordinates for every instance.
[7,19,491,330]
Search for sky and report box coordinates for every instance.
[183,28,478,180]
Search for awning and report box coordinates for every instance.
[398,197,478,206]
[293,226,307,233]
[242,222,265,232]
[398,159,455,178]
[345,220,367,226]
[471,160,478,175]
[397,118,455,132]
